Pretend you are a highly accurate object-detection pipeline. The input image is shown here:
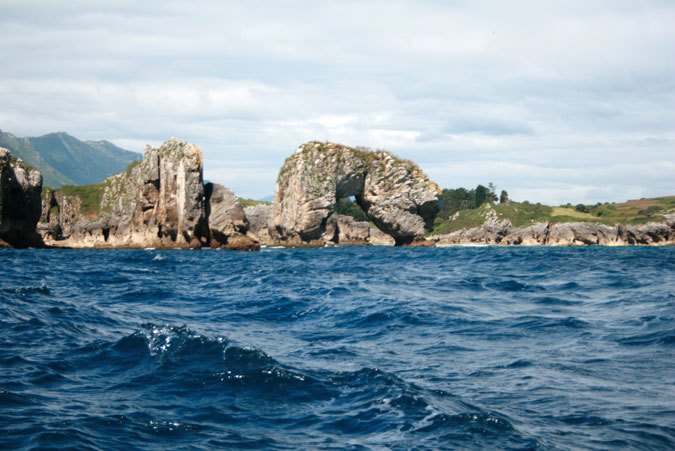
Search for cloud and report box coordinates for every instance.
[1,1,674,202]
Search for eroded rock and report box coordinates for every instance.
[272,142,441,246]
[430,213,675,246]
[244,204,274,245]
[39,138,256,250]
[206,183,259,250]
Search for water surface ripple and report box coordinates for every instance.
[1,247,674,450]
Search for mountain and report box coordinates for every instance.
[0,130,142,188]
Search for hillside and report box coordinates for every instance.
[429,196,675,235]
[0,130,141,188]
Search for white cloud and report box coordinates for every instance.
[1,1,674,203]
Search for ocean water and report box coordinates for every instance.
[0,247,674,450]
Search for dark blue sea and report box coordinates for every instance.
[1,247,674,450]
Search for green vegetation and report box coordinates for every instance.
[238,198,271,208]
[430,186,675,235]
[431,206,487,235]
[494,202,553,227]
[125,160,140,176]
[437,183,503,220]
[59,183,106,216]
[8,154,38,172]
[438,187,475,218]
[556,197,675,224]
[335,198,368,222]
[474,184,488,208]
[41,186,54,202]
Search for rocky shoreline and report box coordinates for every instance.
[1,140,674,250]
[426,204,675,247]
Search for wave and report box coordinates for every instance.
[2,247,674,450]
[2,280,50,296]
[3,323,537,449]
[616,330,675,346]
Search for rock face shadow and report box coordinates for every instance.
[0,148,44,248]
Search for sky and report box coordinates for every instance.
[1,1,673,204]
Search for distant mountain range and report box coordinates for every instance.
[0,130,142,188]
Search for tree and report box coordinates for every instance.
[438,187,475,219]
[499,190,509,204]
[335,198,368,221]
[474,184,488,207]
[487,183,498,203]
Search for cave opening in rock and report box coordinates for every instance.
[334,196,368,223]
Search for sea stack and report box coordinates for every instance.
[39,138,257,250]
[271,141,441,246]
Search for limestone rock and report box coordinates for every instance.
[546,222,618,246]
[206,183,259,251]
[39,138,212,249]
[0,148,43,247]
[368,227,396,246]
[430,212,675,247]
[244,204,274,245]
[501,223,549,245]
[272,142,441,246]
[335,214,370,245]
[621,221,673,245]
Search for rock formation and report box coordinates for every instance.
[39,138,256,250]
[429,210,675,246]
[205,183,259,251]
[0,148,43,248]
[242,203,396,247]
[271,142,441,246]
[243,204,274,245]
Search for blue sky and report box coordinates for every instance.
[1,1,673,203]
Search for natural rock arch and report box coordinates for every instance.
[271,142,441,246]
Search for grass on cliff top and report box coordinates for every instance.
[125,159,140,176]
[8,155,38,172]
[58,183,106,216]
[41,186,53,202]
[429,196,675,235]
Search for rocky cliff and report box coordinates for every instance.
[271,142,441,246]
[39,138,256,250]
[429,206,675,246]
[0,148,43,248]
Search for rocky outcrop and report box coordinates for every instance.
[242,204,395,247]
[39,138,256,250]
[271,142,441,246]
[430,213,675,246]
[334,215,370,246]
[368,227,396,246]
[205,183,259,251]
[0,148,43,248]
[244,204,274,245]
